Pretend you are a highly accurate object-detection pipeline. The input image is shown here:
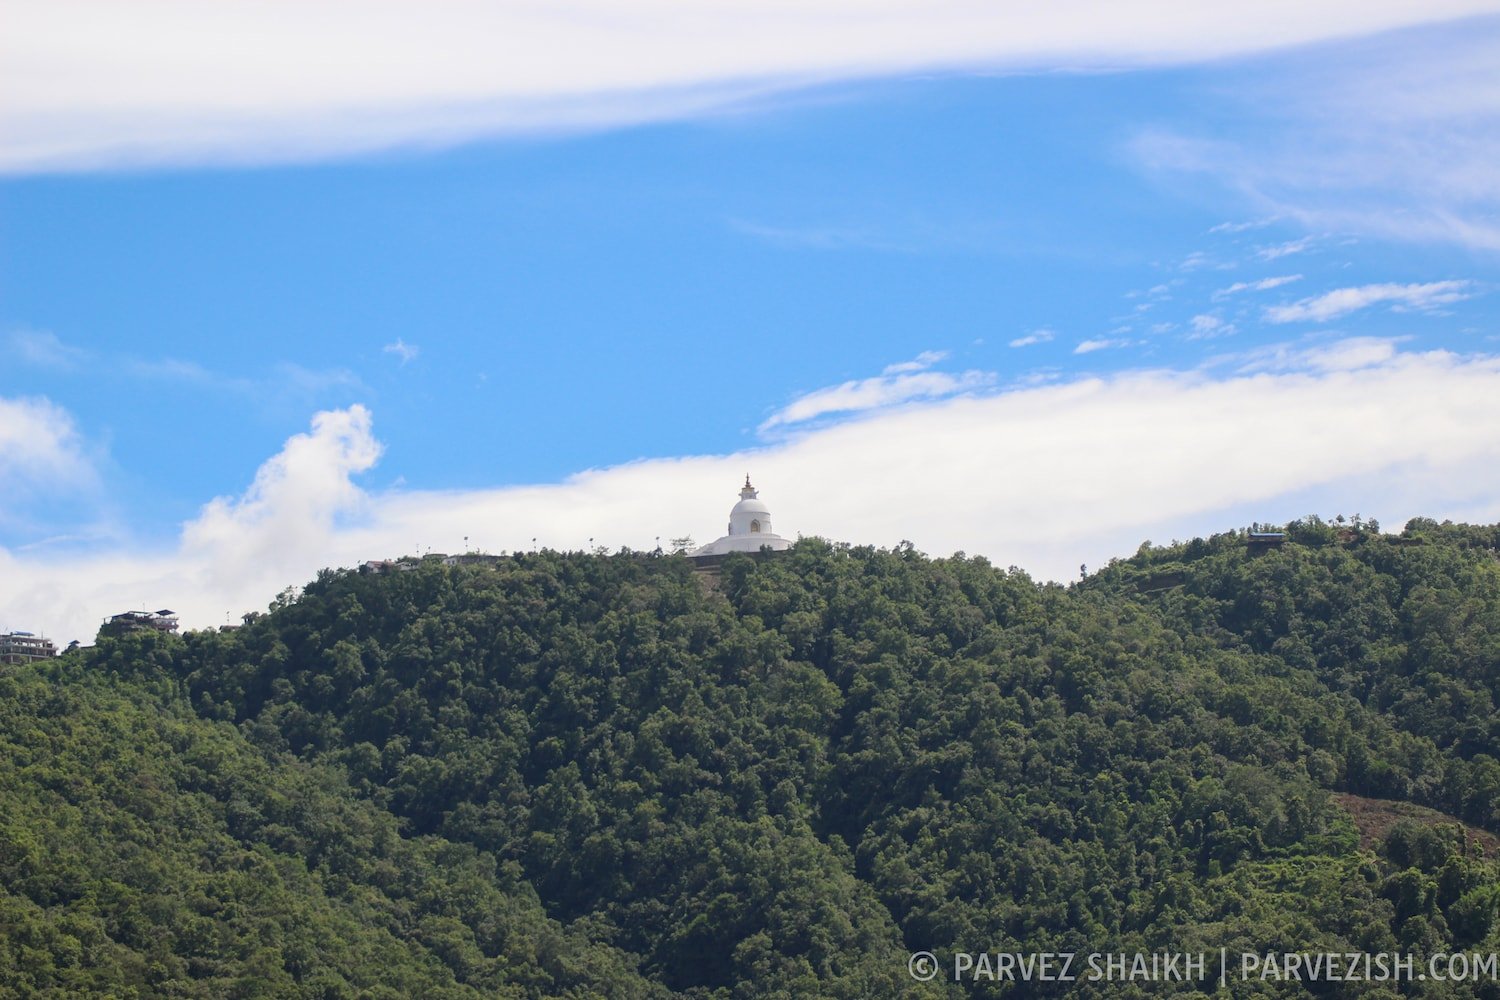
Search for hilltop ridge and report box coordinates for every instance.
[3,517,1500,998]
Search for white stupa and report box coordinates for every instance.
[690,477,794,557]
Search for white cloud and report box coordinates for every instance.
[883,350,947,374]
[1178,251,1212,272]
[0,396,100,536]
[0,396,94,490]
[1291,337,1404,372]
[1265,280,1472,323]
[5,2,1496,173]
[1174,250,1239,273]
[760,356,993,431]
[1214,274,1303,299]
[1257,236,1316,260]
[383,339,420,364]
[1074,337,1133,354]
[1009,329,1054,348]
[1187,314,1236,339]
[0,405,380,641]
[182,406,383,586]
[7,344,1500,642]
[1217,335,1406,374]
[1209,218,1279,234]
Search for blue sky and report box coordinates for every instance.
[4,3,1500,640]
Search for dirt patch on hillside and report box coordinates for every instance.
[1334,792,1500,856]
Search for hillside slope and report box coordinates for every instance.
[0,663,668,999]
[4,517,1500,997]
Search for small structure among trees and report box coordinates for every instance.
[100,609,180,637]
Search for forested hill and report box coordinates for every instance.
[4,517,1500,998]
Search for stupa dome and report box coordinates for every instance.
[690,477,793,557]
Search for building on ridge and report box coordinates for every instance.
[689,477,794,558]
[1246,531,1287,554]
[1,631,57,664]
[100,610,180,637]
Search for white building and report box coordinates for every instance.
[690,477,794,557]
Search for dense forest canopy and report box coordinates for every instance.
[3,515,1500,997]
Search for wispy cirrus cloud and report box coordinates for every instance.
[123,356,365,406]
[727,219,919,253]
[883,350,948,373]
[124,357,220,383]
[1074,337,1134,354]
[1187,314,1236,339]
[1209,218,1279,234]
[10,329,362,391]
[6,329,90,369]
[1212,335,1410,375]
[731,220,862,251]
[760,352,994,431]
[6,1,1497,173]
[1214,274,1303,299]
[7,330,366,414]
[1009,329,1055,348]
[1265,280,1472,323]
[1132,18,1500,250]
[383,339,420,364]
[1256,236,1316,260]
[726,215,1012,255]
